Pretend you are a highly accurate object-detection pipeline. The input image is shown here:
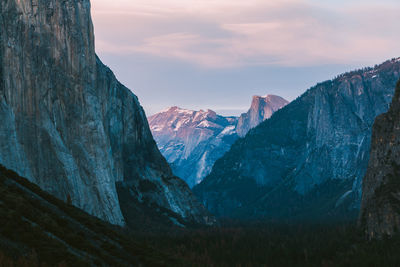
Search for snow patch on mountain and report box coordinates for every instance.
[219,125,236,137]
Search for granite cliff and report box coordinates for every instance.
[360,80,400,239]
[0,0,211,227]
[236,95,289,137]
[194,58,400,220]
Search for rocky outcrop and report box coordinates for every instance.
[0,0,211,227]
[149,107,238,188]
[194,58,400,220]
[360,80,400,239]
[236,95,289,137]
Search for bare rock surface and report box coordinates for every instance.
[236,95,289,137]
[0,0,212,227]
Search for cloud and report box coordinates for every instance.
[91,0,400,68]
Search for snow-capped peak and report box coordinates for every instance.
[160,106,194,115]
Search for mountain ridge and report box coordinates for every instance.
[194,57,400,220]
[148,94,288,187]
[149,106,239,188]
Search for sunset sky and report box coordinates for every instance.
[91,0,400,116]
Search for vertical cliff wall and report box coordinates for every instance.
[236,95,289,137]
[360,80,400,239]
[0,0,211,226]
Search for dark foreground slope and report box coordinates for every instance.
[0,165,178,266]
[360,80,400,239]
[2,163,400,267]
[0,0,211,227]
[194,58,400,221]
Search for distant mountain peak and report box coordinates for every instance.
[148,94,287,187]
[149,106,239,187]
[161,106,194,114]
[236,94,289,137]
[148,106,220,134]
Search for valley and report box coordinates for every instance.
[1,0,400,265]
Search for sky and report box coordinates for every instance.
[91,0,400,116]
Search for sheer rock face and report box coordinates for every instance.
[360,80,400,239]
[236,95,289,137]
[194,59,400,220]
[0,0,211,226]
[149,107,239,188]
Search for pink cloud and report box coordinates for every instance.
[91,0,400,68]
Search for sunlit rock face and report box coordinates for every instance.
[149,107,239,188]
[0,0,212,226]
[194,59,400,220]
[148,96,288,188]
[236,95,289,137]
[360,80,400,239]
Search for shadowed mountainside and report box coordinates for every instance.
[0,165,179,266]
[360,80,400,239]
[194,58,400,221]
